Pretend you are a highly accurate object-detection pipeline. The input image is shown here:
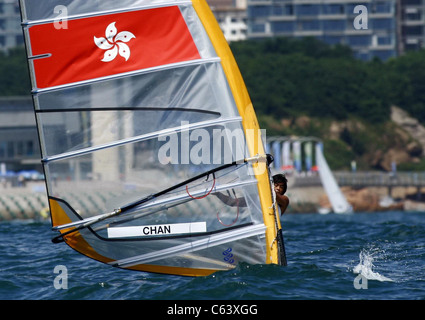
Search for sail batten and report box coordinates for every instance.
[36,107,221,115]
[20,0,286,276]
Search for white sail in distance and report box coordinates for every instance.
[316,143,352,214]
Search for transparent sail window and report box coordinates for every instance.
[35,62,238,157]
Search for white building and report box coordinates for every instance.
[208,0,248,42]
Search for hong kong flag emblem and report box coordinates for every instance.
[28,6,201,89]
[94,22,136,62]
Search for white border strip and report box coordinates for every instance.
[107,222,206,238]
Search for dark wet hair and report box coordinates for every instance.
[273,173,287,193]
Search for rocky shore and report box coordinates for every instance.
[287,184,424,214]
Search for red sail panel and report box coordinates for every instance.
[28,6,201,89]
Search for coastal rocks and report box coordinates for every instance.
[318,187,404,212]
[284,108,425,171]
[391,106,425,153]
[404,199,425,211]
[371,105,425,171]
[372,148,412,172]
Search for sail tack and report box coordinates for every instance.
[20,0,284,276]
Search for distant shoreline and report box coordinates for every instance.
[1,177,424,221]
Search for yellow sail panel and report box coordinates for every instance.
[49,198,115,263]
[49,198,73,228]
[128,264,217,277]
[192,0,280,264]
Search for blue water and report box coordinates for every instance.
[1,211,424,300]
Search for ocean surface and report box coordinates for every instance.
[1,210,424,301]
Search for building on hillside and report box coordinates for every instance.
[246,0,398,60]
[0,0,23,51]
[399,0,425,54]
[3,0,425,57]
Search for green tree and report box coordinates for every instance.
[0,47,31,96]
[231,37,391,123]
[387,50,425,123]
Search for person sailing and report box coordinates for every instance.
[214,173,289,215]
[272,173,289,215]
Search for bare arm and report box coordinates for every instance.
[275,193,289,215]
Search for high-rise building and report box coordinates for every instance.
[399,0,425,54]
[0,0,23,51]
[208,0,248,42]
[247,0,397,60]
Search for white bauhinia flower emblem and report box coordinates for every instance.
[94,22,135,62]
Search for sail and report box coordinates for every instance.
[19,0,285,276]
[316,143,352,214]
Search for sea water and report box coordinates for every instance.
[0,210,424,300]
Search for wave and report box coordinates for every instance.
[353,246,394,282]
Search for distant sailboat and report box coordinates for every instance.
[316,143,352,214]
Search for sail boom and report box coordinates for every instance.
[21,0,193,26]
[118,179,256,214]
[110,224,267,268]
[32,58,221,94]
[42,116,242,163]
[53,179,257,231]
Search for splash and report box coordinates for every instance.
[353,246,394,282]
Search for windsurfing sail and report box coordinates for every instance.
[316,143,352,214]
[19,0,286,276]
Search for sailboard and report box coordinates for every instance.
[19,0,286,276]
[316,143,352,214]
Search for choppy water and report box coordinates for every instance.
[1,210,424,301]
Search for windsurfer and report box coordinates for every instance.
[272,173,289,215]
[214,174,289,215]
